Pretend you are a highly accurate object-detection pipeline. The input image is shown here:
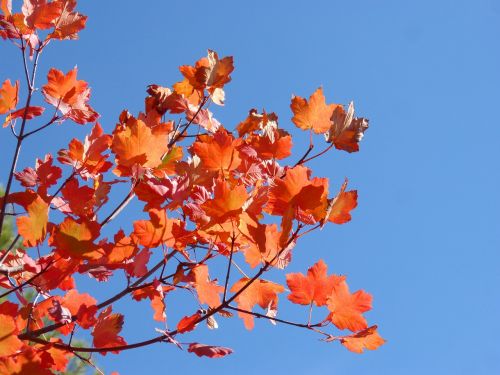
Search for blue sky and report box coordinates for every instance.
[1,0,500,374]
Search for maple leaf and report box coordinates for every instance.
[48,0,87,40]
[42,67,98,124]
[326,278,373,332]
[0,79,18,114]
[242,223,294,269]
[189,264,223,308]
[230,278,284,330]
[0,313,24,356]
[22,0,63,30]
[91,306,127,354]
[107,229,137,263]
[324,179,358,225]
[131,208,188,249]
[58,122,113,179]
[111,116,170,176]
[8,190,49,247]
[339,325,385,353]
[131,279,173,322]
[290,87,339,134]
[326,101,369,153]
[201,178,248,223]
[177,312,201,333]
[236,109,278,137]
[2,106,45,128]
[187,343,233,358]
[248,129,292,160]
[52,217,102,259]
[179,50,234,104]
[191,129,242,172]
[286,259,343,306]
[14,154,62,197]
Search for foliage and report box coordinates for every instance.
[0,0,384,373]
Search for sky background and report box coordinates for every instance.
[1,0,500,374]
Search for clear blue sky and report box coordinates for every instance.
[1,0,499,374]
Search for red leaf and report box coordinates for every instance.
[326,101,369,153]
[290,87,339,134]
[42,67,98,124]
[326,278,372,332]
[177,312,201,333]
[339,325,385,353]
[91,306,127,354]
[0,79,18,114]
[230,278,284,330]
[187,343,233,358]
[286,259,343,306]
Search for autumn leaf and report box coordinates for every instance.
[177,312,201,333]
[339,325,385,353]
[52,217,102,259]
[315,178,358,227]
[201,178,248,223]
[111,116,170,176]
[131,208,188,249]
[42,67,98,124]
[230,278,284,330]
[187,343,233,358]
[189,264,223,308]
[326,278,372,332]
[326,101,369,153]
[48,0,87,40]
[8,190,49,247]
[3,106,45,128]
[58,122,112,179]
[22,0,63,30]
[14,154,62,197]
[286,259,343,306]
[131,280,172,322]
[191,129,242,172]
[0,313,23,356]
[91,306,127,354]
[290,87,339,134]
[0,79,18,114]
[179,50,234,104]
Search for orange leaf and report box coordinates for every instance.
[3,106,45,127]
[91,306,127,354]
[340,325,385,353]
[180,49,234,92]
[191,129,242,172]
[58,122,112,179]
[248,129,292,160]
[0,79,18,114]
[42,67,98,124]
[187,343,233,358]
[290,87,338,134]
[230,278,284,330]
[286,260,343,306]
[326,278,372,332]
[52,217,102,260]
[201,178,248,223]
[131,208,187,249]
[190,264,223,308]
[22,0,63,29]
[9,190,49,247]
[131,279,172,322]
[326,101,369,153]
[326,179,357,224]
[0,313,23,356]
[48,2,87,40]
[111,116,170,176]
[177,312,201,333]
